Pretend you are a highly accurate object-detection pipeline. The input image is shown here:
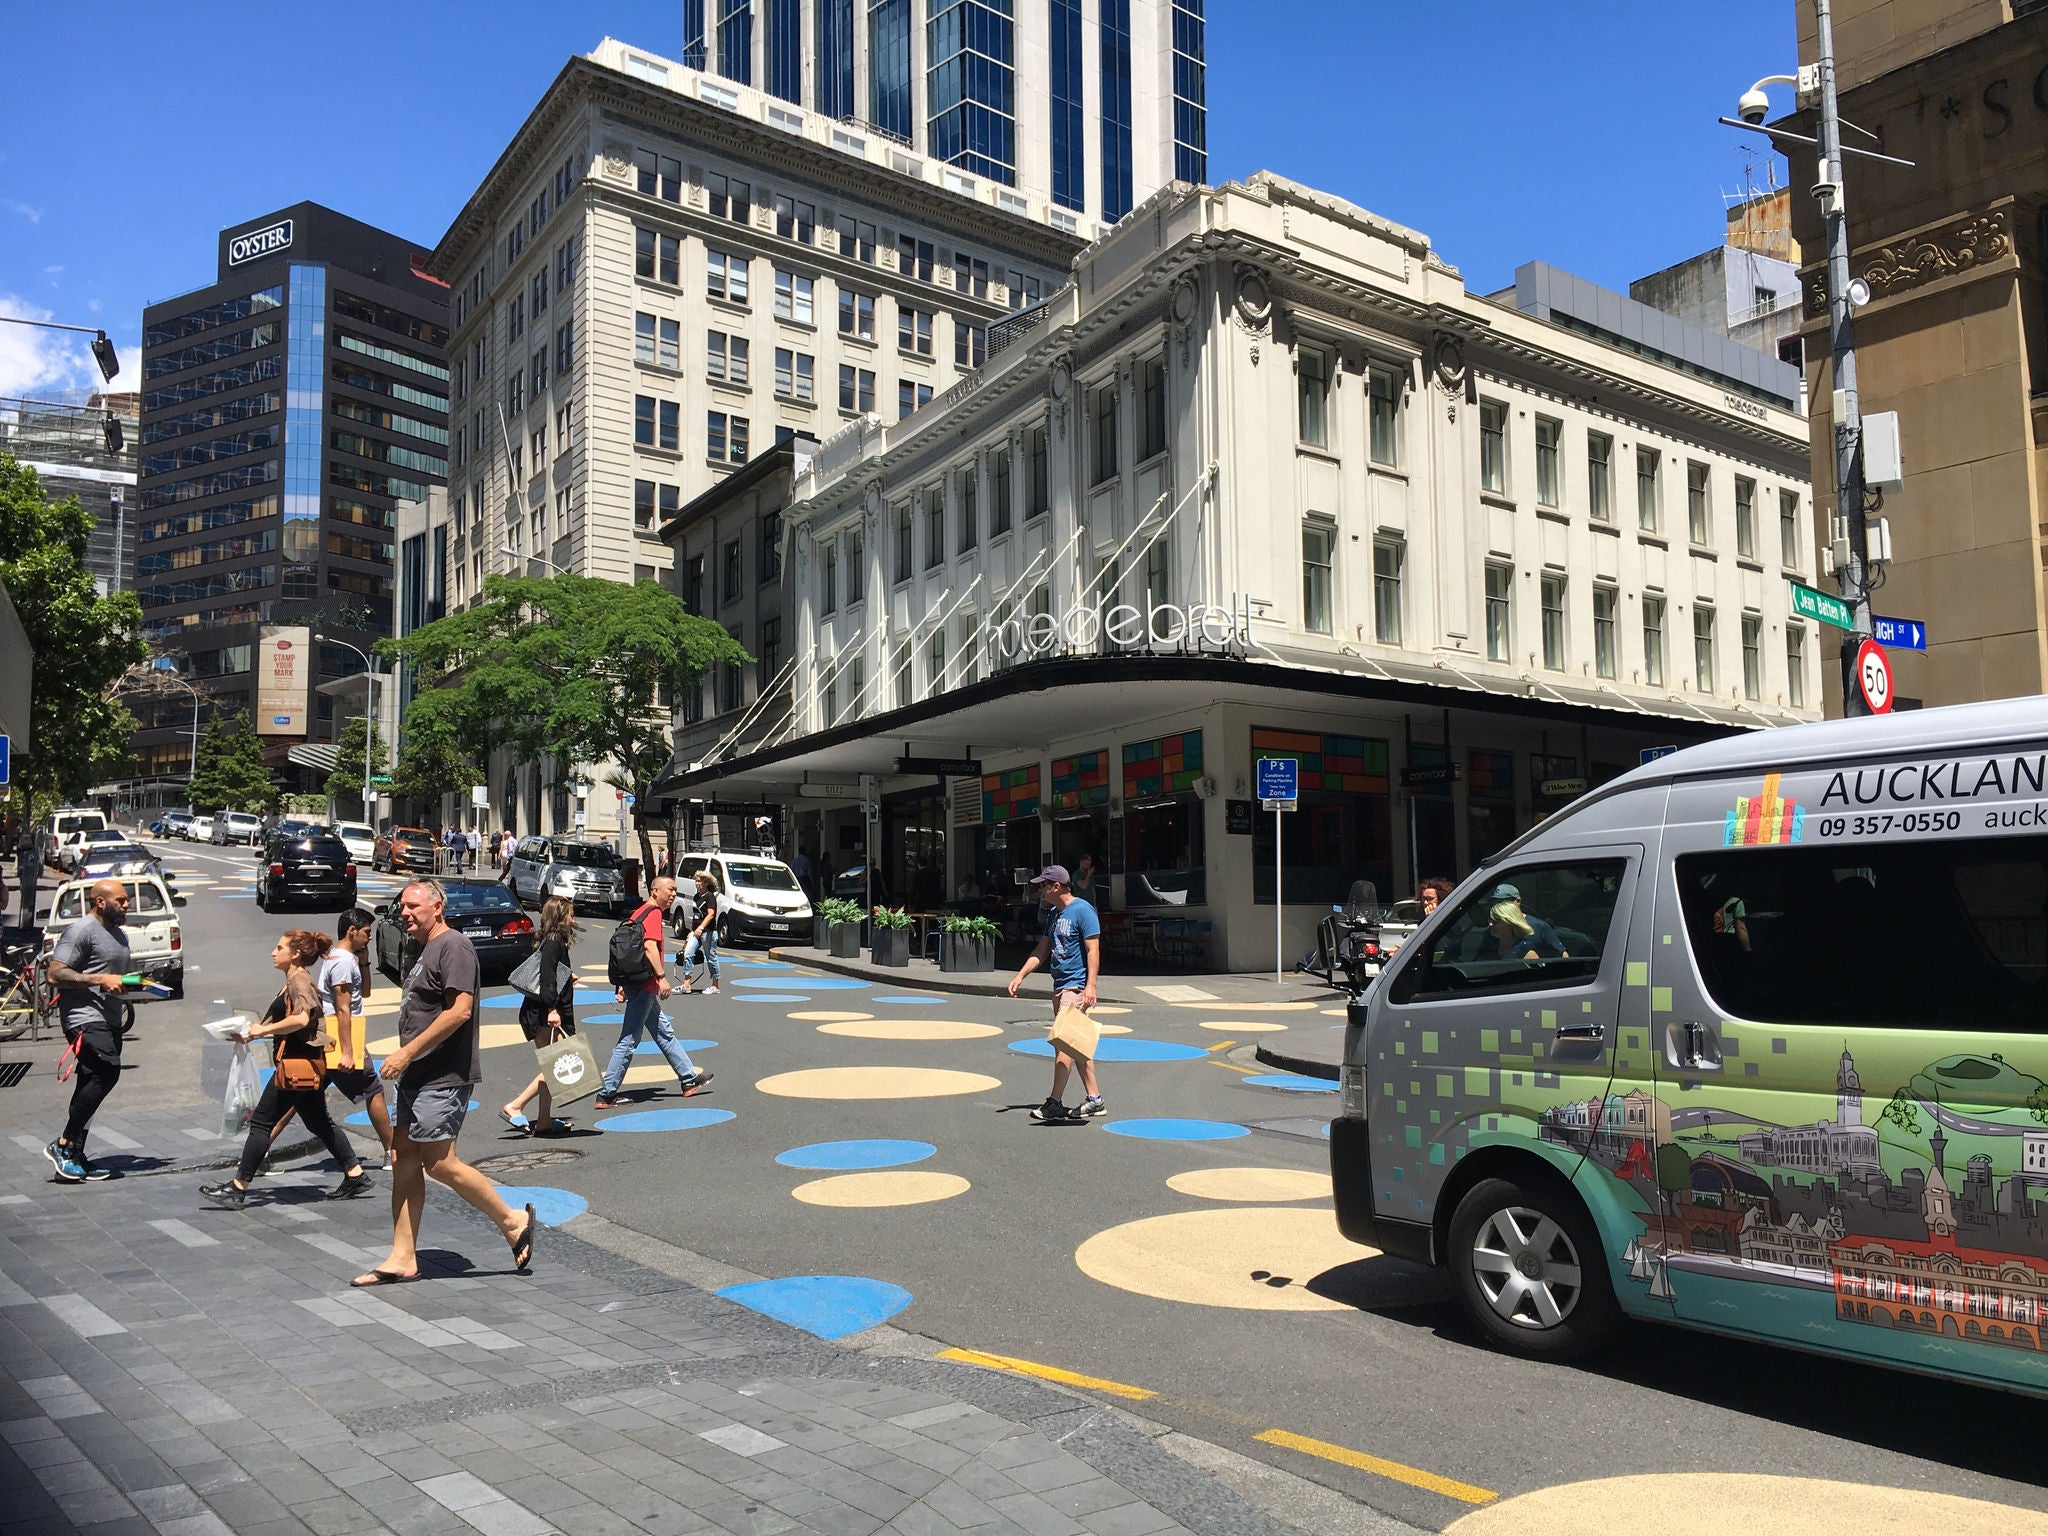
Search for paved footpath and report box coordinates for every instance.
[0,1095,1417,1536]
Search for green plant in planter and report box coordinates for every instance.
[820,897,864,926]
[942,914,1001,940]
[870,906,916,930]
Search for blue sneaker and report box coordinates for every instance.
[44,1140,85,1183]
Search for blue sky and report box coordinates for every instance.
[0,0,1796,398]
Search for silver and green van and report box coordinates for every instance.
[1331,697,2048,1397]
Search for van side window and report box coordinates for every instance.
[1389,861,1626,1003]
[1677,834,2048,1032]
[130,882,167,915]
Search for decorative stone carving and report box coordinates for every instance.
[1169,273,1200,369]
[1802,204,2013,316]
[601,140,632,181]
[1432,333,1467,393]
[1232,265,1272,334]
[1049,353,1072,439]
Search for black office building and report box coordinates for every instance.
[132,203,449,785]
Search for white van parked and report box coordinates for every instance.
[40,871,186,1000]
[673,852,813,945]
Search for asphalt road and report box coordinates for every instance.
[100,834,2048,1532]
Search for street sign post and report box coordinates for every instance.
[1870,614,1927,651]
[0,733,9,785]
[1855,637,1894,714]
[1788,579,1854,630]
[1255,759,1298,985]
[1639,745,1678,766]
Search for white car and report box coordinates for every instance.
[187,814,215,843]
[329,822,377,866]
[210,811,264,846]
[40,871,186,1000]
[58,827,131,875]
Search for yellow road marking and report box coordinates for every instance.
[936,1348,1155,1401]
[1255,1428,1497,1506]
[1205,1039,1236,1053]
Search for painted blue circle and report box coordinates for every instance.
[491,1185,589,1226]
[594,1107,736,1132]
[715,1275,912,1340]
[583,1012,625,1025]
[217,893,256,900]
[1243,1073,1338,1092]
[1008,1038,1208,1063]
[775,1139,935,1170]
[1320,1122,1331,1138]
[1103,1118,1250,1142]
[871,995,943,1005]
[572,988,619,1005]
[479,993,525,1008]
[733,976,870,990]
[734,993,812,1003]
[633,1038,716,1054]
[725,960,794,970]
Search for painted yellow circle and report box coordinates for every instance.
[367,1034,399,1055]
[1171,999,1316,1012]
[1195,1019,1290,1033]
[1320,1008,1347,1017]
[791,1171,972,1208]
[1075,1207,1370,1311]
[359,997,402,1017]
[1166,1167,1333,1203]
[755,1067,1003,1100]
[1091,1005,1132,1015]
[1096,1022,1133,1036]
[1442,1476,2048,1536]
[479,1022,529,1050]
[817,1019,1003,1041]
[789,1010,875,1022]
[622,1061,696,1087]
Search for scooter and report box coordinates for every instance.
[1302,880,1386,991]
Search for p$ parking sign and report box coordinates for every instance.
[1855,637,1893,715]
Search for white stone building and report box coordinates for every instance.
[662,173,1818,970]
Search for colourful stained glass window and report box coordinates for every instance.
[1122,730,1202,799]
[982,764,1041,823]
[1050,749,1109,809]
[1249,727,1389,794]
[1467,748,1515,801]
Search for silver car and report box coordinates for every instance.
[507,836,627,915]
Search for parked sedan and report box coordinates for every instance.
[373,826,438,874]
[60,828,133,875]
[256,832,358,912]
[371,880,534,983]
[329,821,377,865]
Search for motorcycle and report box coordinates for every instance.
[1302,880,1386,992]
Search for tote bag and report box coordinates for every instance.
[535,1031,602,1106]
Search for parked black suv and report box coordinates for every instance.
[256,831,358,912]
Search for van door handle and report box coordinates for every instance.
[1555,1023,1605,1041]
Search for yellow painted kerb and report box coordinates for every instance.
[936,1347,1155,1401]
[1255,1428,1497,1506]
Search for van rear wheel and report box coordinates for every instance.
[1446,1172,1617,1361]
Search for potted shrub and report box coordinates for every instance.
[941,914,1001,973]
[870,905,915,967]
[820,897,864,958]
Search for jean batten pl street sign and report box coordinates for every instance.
[1255,758,1298,802]
[1788,579,1853,630]
[1871,615,1927,651]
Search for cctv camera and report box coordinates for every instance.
[1737,87,1772,125]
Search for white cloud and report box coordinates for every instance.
[4,200,42,224]
[0,295,141,398]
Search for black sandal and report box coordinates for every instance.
[507,1203,537,1271]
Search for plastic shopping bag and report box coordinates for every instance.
[220,1041,260,1140]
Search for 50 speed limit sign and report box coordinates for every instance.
[1855,637,1894,714]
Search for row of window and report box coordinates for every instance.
[141,354,282,414]
[144,286,282,350]
[451,237,577,398]
[141,389,280,445]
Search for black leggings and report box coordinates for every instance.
[235,1076,358,1185]
[61,1039,121,1151]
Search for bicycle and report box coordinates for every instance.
[0,931,54,1042]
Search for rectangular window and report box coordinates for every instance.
[773,194,815,243]
[635,312,656,363]
[507,294,523,342]
[957,468,977,553]
[554,320,575,373]
[1373,539,1403,645]
[925,491,944,568]
[1741,613,1762,700]
[708,411,727,462]
[1138,354,1167,459]
[1302,523,1333,635]
[658,399,678,451]
[1593,584,1617,679]
[839,289,875,340]
[1485,563,1512,662]
[634,394,655,446]
[927,628,947,691]
[706,172,751,223]
[1587,431,1612,522]
[1368,366,1399,465]
[636,228,680,285]
[955,320,987,369]
[1535,417,1561,508]
[555,237,578,289]
[1480,399,1506,493]
[1735,475,1757,559]
[1636,447,1660,530]
[1687,461,1711,544]
[685,555,705,614]
[774,269,814,324]
[989,448,1011,536]
[1779,488,1801,568]
[531,267,549,316]
[898,306,933,355]
[1693,605,1716,692]
[893,639,912,707]
[707,331,750,385]
[774,348,814,402]
[897,236,934,282]
[759,617,781,685]
[723,538,743,603]
[897,380,931,419]
[660,483,679,525]
[1091,382,1118,484]
[730,415,749,462]
[636,149,683,202]
[1643,596,1666,688]
[707,251,750,304]
[1298,347,1329,448]
[837,215,877,262]
[532,345,549,393]
[837,364,875,413]
[1787,625,1806,708]
[1028,424,1049,518]
[894,503,913,581]
[759,510,782,583]
[1540,572,1566,669]
[634,478,655,531]
[954,253,990,299]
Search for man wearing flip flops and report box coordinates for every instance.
[352,878,536,1287]
[1007,865,1104,1123]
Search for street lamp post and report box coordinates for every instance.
[315,634,379,823]
[151,658,200,787]
[501,546,569,576]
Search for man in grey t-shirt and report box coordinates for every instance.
[45,880,132,1182]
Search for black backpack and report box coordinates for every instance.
[607,902,659,987]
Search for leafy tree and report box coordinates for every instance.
[0,454,147,808]
[391,573,745,866]
[188,711,277,814]
[1653,1143,1694,1230]
[325,716,389,811]
[2029,1085,2048,1128]
[1882,1087,1922,1136]
[389,701,477,810]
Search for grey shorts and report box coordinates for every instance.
[395,1083,468,1143]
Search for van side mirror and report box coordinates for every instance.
[172,894,188,907]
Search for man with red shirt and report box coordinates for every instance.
[593,875,712,1108]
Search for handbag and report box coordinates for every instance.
[263,986,326,1091]
[1047,1004,1100,1061]
[534,1030,602,1107]
[507,949,573,1000]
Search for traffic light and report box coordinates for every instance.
[101,412,124,455]
[90,330,119,382]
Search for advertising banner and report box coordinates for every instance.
[256,626,310,736]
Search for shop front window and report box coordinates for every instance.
[1467,748,1517,867]
[1122,731,1205,907]
[1249,728,1392,905]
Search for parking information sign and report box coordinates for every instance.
[1255,758,1298,804]
[0,733,8,785]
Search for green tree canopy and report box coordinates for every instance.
[389,698,477,810]
[389,572,745,864]
[0,454,146,811]
[325,716,389,810]
[189,710,277,814]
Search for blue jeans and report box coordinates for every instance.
[683,929,720,984]
[601,989,700,1093]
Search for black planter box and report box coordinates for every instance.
[829,922,862,958]
[812,916,829,949]
[871,928,912,967]
[940,933,997,972]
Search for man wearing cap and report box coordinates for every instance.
[1485,883,1569,961]
[1007,865,1104,1122]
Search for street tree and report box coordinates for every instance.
[189,711,277,814]
[325,716,389,811]
[389,698,478,813]
[0,454,146,814]
[390,572,745,866]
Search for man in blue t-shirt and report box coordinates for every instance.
[1007,864,1104,1122]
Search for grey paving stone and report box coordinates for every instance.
[984,1495,1086,1536]
[1075,1506,1180,1536]
[457,1500,557,1536]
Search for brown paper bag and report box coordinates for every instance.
[1047,1005,1100,1061]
